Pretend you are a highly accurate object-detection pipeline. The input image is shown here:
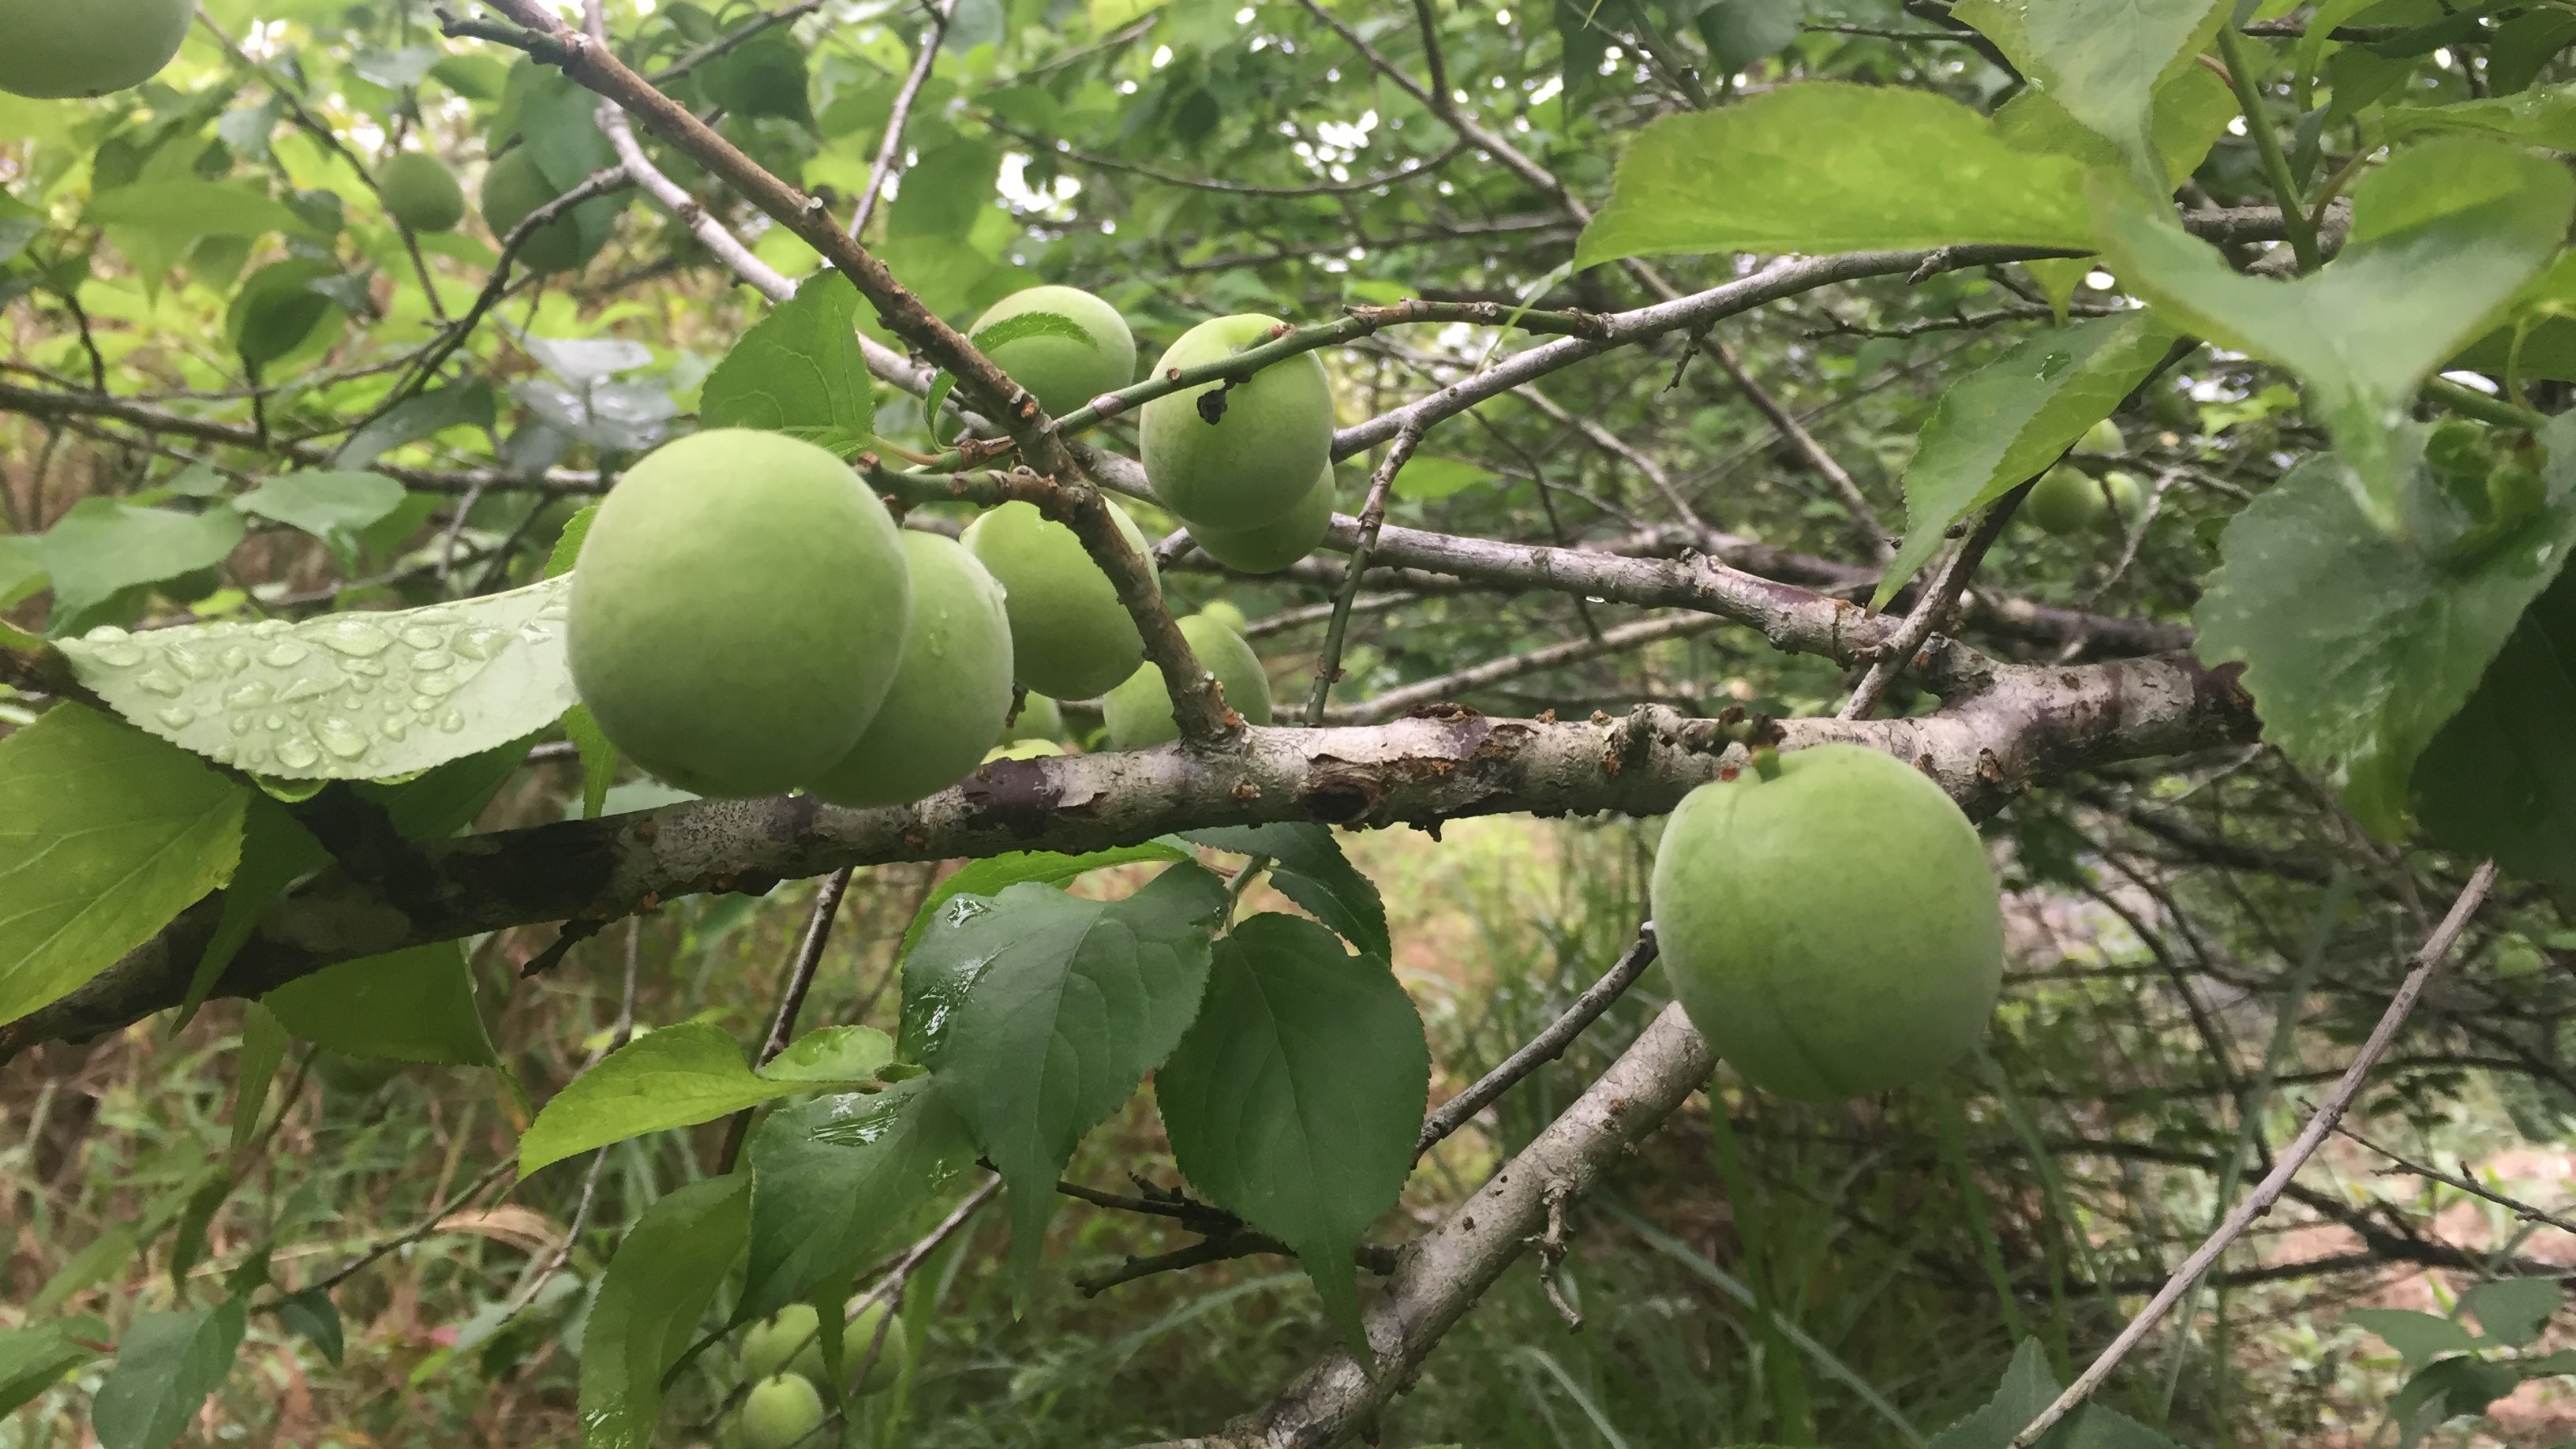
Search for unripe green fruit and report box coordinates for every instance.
[481,149,591,274]
[971,285,1138,418]
[840,1298,908,1395]
[381,152,466,234]
[2024,465,2107,535]
[1103,613,1272,749]
[741,1304,822,1383]
[1651,744,2003,1100]
[2147,382,2194,430]
[2101,470,2142,522]
[1140,315,1335,531]
[808,533,1015,808]
[567,429,911,798]
[1195,601,1249,638]
[986,738,1063,761]
[736,1373,826,1449]
[1003,692,1063,743]
[2074,417,2125,457]
[1192,467,1335,575]
[0,0,193,99]
[961,498,1159,701]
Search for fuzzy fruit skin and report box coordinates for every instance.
[1002,692,1063,742]
[381,152,466,234]
[737,1373,826,1449]
[2075,417,2126,456]
[1103,613,1271,749]
[2024,464,2107,535]
[567,429,911,798]
[808,533,1015,807]
[972,285,1137,418]
[1140,315,1335,531]
[1192,467,1334,575]
[0,0,193,98]
[480,149,590,273]
[961,498,1159,701]
[1651,744,2003,1101]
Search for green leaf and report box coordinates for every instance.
[1926,1338,2184,1449]
[39,498,246,631]
[900,863,1226,1283]
[889,140,1001,242]
[2096,137,2576,528]
[698,25,812,123]
[698,271,878,450]
[972,307,1100,355]
[85,180,318,240]
[739,1076,975,1320]
[2379,84,2576,151]
[233,472,408,556]
[1090,0,1170,31]
[92,1300,249,1449]
[1692,0,1806,74]
[275,1288,343,1367]
[2414,568,2576,911]
[2389,1354,2523,1431]
[1391,455,1493,501]
[229,1002,290,1160]
[1953,0,2227,193]
[519,1020,891,1175]
[1186,823,1391,961]
[0,1319,106,1417]
[262,941,498,1067]
[563,704,618,819]
[2195,426,2576,837]
[1879,312,2178,605]
[2346,1308,2483,1368]
[897,840,1193,958]
[1574,83,2098,271]
[56,576,581,781]
[0,705,247,1028]
[2463,1277,2563,1348]
[1155,914,1427,1347]
[29,1230,136,1314]
[577,1174,751,1449]
[0,534,47,612]
[335,384,499,471]
[178,795,327,1028]
[225,259,346,368]
[545,505,597,578]
[1992,66,2237,313]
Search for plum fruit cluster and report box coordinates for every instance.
[1142,314,1339,577]
[2025,417,2140,536]
[725,1300,908,1449]
[1650,744,2005,1100]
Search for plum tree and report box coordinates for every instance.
[0,0,194,99]
[736,1373,826,1449]
[1002,692,1063,743]
[1140,315,1336,530]
[971,285,1138,417]
[1190,466,1335,575]
[2024,464,2109,535]
[567,430,911,797]
[807,533,1015,808]
[1103,613,1272,749]
[381,152,466,234]
[961,498,1158,701]
[1650,743,2004,1100]
[479,149,591,273]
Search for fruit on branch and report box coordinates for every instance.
[2075,417,2126,456]
[2024,464,2110,535]
[381,152,467,234]
[808,532,1015,808]
[567,429,912,798]
[1191,466,1336,575]
[1103,612,1273,748]
[736,1372,826,1449]
[1140,314,1337,531]
[0,0,193,98]
[839,1298,908,1394]
[2101,469,2143,523]
[1196,600,1250,637]
[480,148,594,274]
[971,284,1138,418]
[1650,743,2002,1100]
[1002,691,1063,743]
[961,497,1159,701]
[739,1299,907,1395]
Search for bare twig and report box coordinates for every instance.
[2333,1121,2576,1237]
[1417,927,1660,1158]
[1301,424,1426,725]
[849,0,957,237]
[1837,487,2024,721]
[1335,614,1722,724]
[716,868,855,1173]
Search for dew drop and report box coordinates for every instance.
[416,672,462,698]
[155,706,197,729]
[279,678,331,703]
[452,627,509,661]
[224,680,275,710]
[261,641,311,668]
[244,746,272,767]
[400,625,445,650]
[228,716,254,737]
[167,644,218,680]
[87,638,147,668]
[136,669,184,698]
[381,717,410,741]
[318,618,394,657]
[219,646,251,673]
[436,709,466,734]
[276,738,322,770]
[410,695,438,713]
[84,625,132,642]
[248,619,289,636]
[412,608,462,626]
[410,649,455,672]
[346,657,388,677]
[316,717,369,759]
[264,712,286,730]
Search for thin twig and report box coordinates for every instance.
[1838,487,2024,720]
[2333,1121,2576,1237]
[1417,927,1661,1159]
[2008,861,2499,1447]
[1302,423,1427,725]
[849,0,957,238]
[716,868,855,1173]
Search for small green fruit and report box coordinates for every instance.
[2073,417,2125,457]
[808,533,1015,808]
[736,1373,826,1449]
[1103,613,1272,749]
[567,429,912,798]
[1651,744,2003,1100]
[1195,601,1249,638]
[2024,465,2107,536]
[1003,692,1063,743]
[841,1297,908,1395]
[381,152,466,234]
[961,498,1159,701]
[741,1304,822,1383]
[2101,470,2143,523]
[971,285,1137,418]
[1140,315,1335,531]
[481,148,593,274]
[1192,466,1335,575]
[0,0,193,98]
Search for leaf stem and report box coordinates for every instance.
[2216,25,2323,274]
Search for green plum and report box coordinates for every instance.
[381,152,467,234]
[961,498,1159,701]
[1140,314,1336,530]
[0,0,193,98]
[1102,613,1272,749]
[807,532,1016,808]
[2024,464,2107,536]
[971,285,1137,418]
[1192,466,1334,575]
[480,148,593,274]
